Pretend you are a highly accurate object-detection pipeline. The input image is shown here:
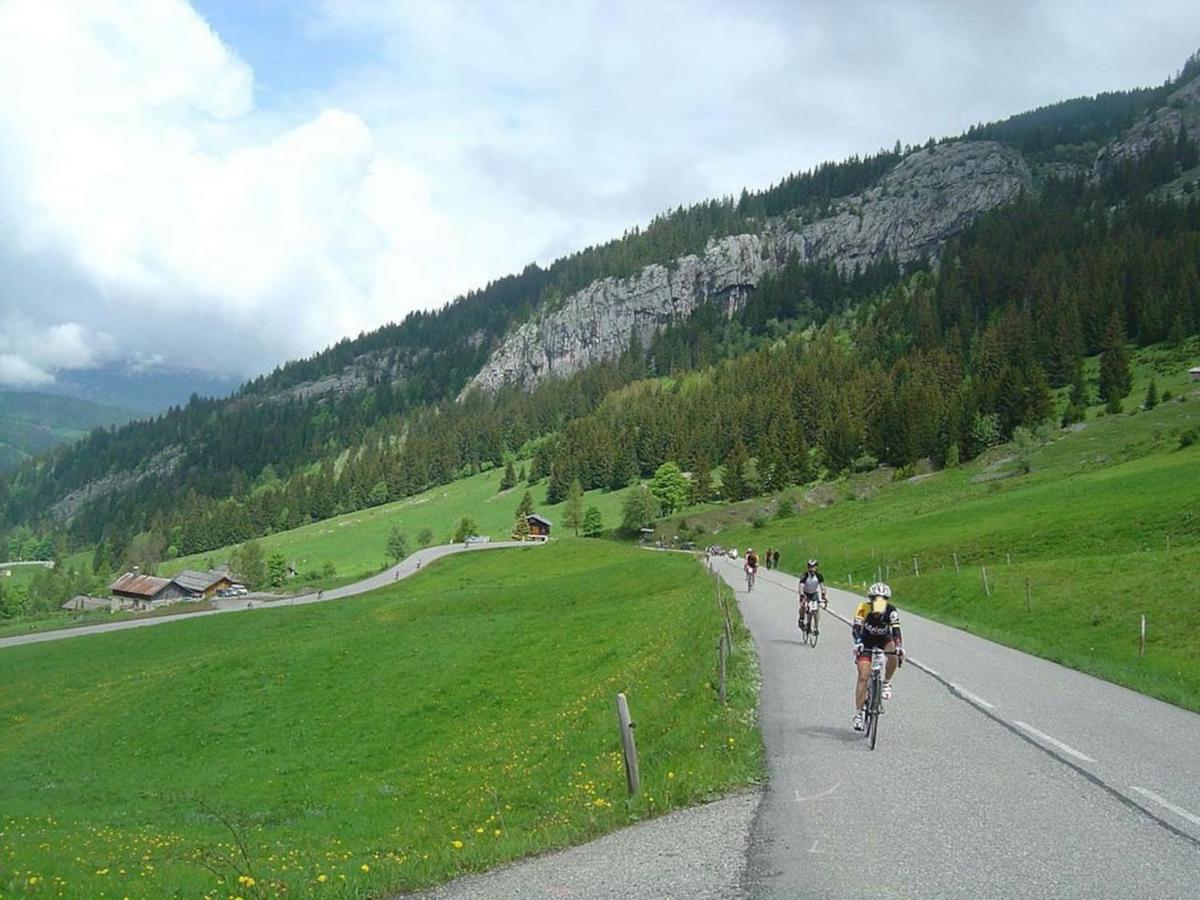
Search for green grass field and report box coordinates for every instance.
[0,542,760,898]
[158,466,640,588]
[695,354,1200,711]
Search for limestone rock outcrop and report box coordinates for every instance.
[468,141,1031,393]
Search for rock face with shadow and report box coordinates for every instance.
[467,140,1031,395]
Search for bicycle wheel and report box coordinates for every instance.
[867,675,881,750]
[809,608,820,648]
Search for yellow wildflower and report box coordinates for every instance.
[451,840,464,849]
[361,864,370,872]
[317,873,328,883]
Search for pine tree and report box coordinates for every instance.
[1098,312,1133,404]
[516,490,534,519]
[499,460,516,491]
[1144,377,1159,411]
[722,441,750,501]
[688,459,714,505]
[563,479,584,536]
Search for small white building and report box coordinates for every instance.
[1189,366,1200,382]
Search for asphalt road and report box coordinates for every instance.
[0,540,542,651]
[712,555,1200,898]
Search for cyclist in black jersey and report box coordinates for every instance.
[851,582,904,731]
[797,559,825,631]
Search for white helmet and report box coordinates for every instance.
[868,582,891,599]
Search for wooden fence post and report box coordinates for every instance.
[953,553,960,575]
[913,556,920,577]
[718,635,728,705]
[616,693,640,796]
[1024,577,1032,612]
[1140,615,1146,658]
[981,566,991,597]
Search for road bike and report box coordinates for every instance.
[861,648,901,750]
[799,595,821,647]
[745,565,756,592]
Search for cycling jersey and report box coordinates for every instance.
[745,553,759,569]
[799,571,824,596]
[852,601,901,648]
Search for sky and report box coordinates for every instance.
[1,0,1199,389]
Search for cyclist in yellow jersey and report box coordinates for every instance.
[852,582,904,732]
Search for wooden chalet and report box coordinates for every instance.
[1190,366,1200,382]
[527,514,552,539]
[171,569,234,599]
[109,572,188,608]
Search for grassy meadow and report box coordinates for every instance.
[0,541,760,898]
[158,465,641,588]
[689,348,1200,710]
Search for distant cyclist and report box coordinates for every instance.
[852,582,904,732]
[744,547,759,589]
[797,559,826,633]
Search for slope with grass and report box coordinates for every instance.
[154,466,639,589]
[0,541,760,898]
[695,368,1200,711]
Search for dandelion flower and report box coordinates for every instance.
[361,864,370,873]
[451,840,464,849]
[667,772,675,779]
[317,873,328,883]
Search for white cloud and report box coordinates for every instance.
[2,0,1200,391]
[0,353,54,387]
[0,0,479,383]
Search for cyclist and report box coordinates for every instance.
[852,582,904,732]
[797,559,826,633]
[744,547,760,589]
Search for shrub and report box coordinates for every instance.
[774,497,795,519]
[751,516,768,530]
[1180,428,1198,449]
[851,453,879,473]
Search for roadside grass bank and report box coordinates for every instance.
[691,384,1200,712]
[0,542,761,898]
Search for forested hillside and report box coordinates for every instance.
[2,54,1199,609]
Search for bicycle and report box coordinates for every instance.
[860,648,901,750]
[799,594,821,647]
[745,565,757,592]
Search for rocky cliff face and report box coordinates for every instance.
[468,140,1031,394]
[1094,74,1200,178]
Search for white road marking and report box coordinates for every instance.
[1130,787,1200,829]
[1013,721,1095,763]
[794,781,843,802]
[949,683,995,709]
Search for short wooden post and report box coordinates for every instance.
[1006,552,1011,565]
[718,635,728,705]
[616,693,640,795]
[886,564,890,580]
[913,556,920,577]
[1024,577,1032,612]
[723,605,733,655]
[981,566,991,597]
[953,552,960,575]
[1139,615,1146,658]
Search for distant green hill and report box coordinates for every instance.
[0,391,137,471]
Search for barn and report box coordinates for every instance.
[109,572,188,609]
[527,514,552,539]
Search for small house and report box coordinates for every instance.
[1190,366,1200,382]
[61,595,114,612]
[109,572,188,609]
[171,569,234,599]
[527,514,552,539]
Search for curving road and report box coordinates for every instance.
[0,540,542,652]
[711,554,1200,898]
